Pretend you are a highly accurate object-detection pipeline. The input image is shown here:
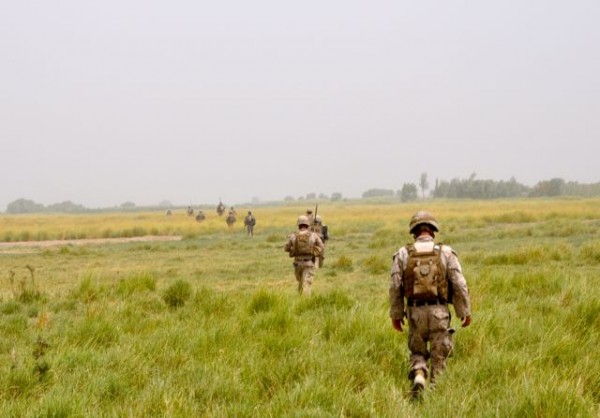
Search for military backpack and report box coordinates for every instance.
[404,243,448,302]
[294,232,317,257]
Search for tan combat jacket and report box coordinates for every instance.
[389,235,471,320]
[284,230,325,266]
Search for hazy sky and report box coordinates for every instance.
[2,1,599,209]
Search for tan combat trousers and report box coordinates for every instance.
[407,304,453,383]
[293,261,315,296]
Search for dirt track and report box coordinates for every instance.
[0,235,182,253]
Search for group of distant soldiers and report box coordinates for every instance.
[168,202,257,237]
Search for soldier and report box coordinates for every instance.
[310,214,328,268]
[305,208,314,225]
[216,201,226,216]
[187,206,194,216]
[284,215,325,296]
[226,209,236,228]
[195,210,205,222]
[244,211,256,237]
[389,211,472,395]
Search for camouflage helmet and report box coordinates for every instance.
[315,215,322,224]
[409,211,439,234]
[306,208,313,214]
[297,215,310,226]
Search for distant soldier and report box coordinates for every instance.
[389,211,472,396]
[305,208,314,225]
[166,209,172,216]
[230,206,237,215]
[226,210,236,228]
[216,201,226,216]
[195,210,206,222]
[244,211,256,237]
[284,215,325,296]
[310,214,328,268]
[187,206,194,216]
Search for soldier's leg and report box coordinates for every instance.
[407,307,430,381]
[302,266,315,296]
[429,305,452,385]
[294,265,304,294]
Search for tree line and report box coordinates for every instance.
[5,175,600,214]
[362,174,600,201]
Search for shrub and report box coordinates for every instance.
[334,255,354,272]
[117,272,157,296]
[162,280,192,308]
[265,234,281,243]
[361,255,388,275]
[248,290,279,314]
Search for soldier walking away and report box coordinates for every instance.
[284,215,325,296]
[310,214,328,268]
[244,211,256,237]
[195,210,206,222]
[305,208,315,225]
[389,211,472,396]
[187,206,194,216]
[226,209,236,229]
[216,201,226,216]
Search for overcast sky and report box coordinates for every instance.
[1,1,599,209]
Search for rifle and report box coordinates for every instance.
[313,204,318,226]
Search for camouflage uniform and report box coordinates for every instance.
[389,212,471,390]
[310,215,327,268]
[226,211,236,228]
[284,216,325,296]
[244,211,256,236]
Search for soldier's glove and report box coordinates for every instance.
[461,315,472,328]
[391,318,404,332]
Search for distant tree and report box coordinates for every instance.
[529,178,565,197]
[5,198,45,214]
[318,193,329,200]
[120,201,136,209]
[330,192,343,201]
[306,193,316,200]
[432,175,529,199]
[399,183,418,202]
[361,188,394,198]
[419,173,429,200]
[158,200,173,207]
[46,201,86,213]
[284,196,295,201]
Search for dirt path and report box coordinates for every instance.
[0,235,183,253]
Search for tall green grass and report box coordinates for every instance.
[0,199,599,416]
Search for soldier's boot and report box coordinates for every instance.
[411,370,426,395]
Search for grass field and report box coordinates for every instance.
[1,199,599,417]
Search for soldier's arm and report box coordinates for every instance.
[445,248,471,320]
[389,252,405,320]
[284,235,294,253]
[315,235,325,257]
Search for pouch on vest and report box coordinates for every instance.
[294,233,315,257]
[404,244,448,301]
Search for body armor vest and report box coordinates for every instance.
[404,243,448,301]
[294,232,315,257]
